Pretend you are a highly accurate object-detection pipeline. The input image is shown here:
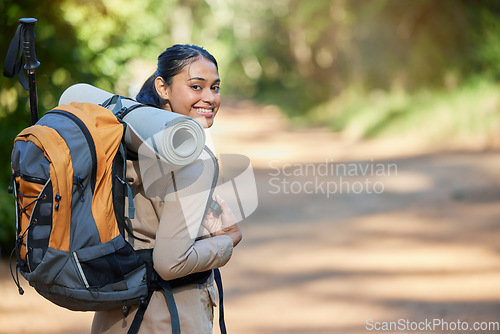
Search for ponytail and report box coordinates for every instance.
[136,74,162,108]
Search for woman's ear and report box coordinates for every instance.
[154,76,169,101]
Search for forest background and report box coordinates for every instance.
[1,0,500,252]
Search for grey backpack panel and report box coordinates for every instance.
[22,236,148,311]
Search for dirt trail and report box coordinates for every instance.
[2,102,500,334]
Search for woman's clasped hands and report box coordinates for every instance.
[203,194,242,247]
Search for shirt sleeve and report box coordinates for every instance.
[152,150,234,281]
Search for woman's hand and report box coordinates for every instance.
[203,194,242,247]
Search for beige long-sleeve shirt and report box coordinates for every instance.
[91,147,234,333]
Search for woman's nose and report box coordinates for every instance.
[202,88,215,103]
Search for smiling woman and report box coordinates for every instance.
[153,57,221,128]
[91,44,242,334]
[135,44,221,129]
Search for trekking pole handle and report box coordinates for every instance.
[19,18,40,71]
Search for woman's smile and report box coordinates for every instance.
[193,106,214,118]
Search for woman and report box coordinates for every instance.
[91,44,242,333]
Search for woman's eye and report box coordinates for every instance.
[191,85,202,90]
[212,86,220,92]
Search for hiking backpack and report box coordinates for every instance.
[9,96,227,334]
[9,99,150,310]
[10,98,176,333]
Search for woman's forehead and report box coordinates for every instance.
[183,58,219,81]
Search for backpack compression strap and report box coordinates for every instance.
[127,280,180,334]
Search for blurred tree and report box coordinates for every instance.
[0,0,180,254]
[463,0,500,79]
[0,0,84,254]
[2,0,500,254]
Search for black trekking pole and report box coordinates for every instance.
[3,18,41,125]
[21,18,41,125]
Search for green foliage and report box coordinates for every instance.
[306,79,500,144]
[465,1,500,79]
[0,0,85,254]
[1,0,500,254]
[0,185,15,258]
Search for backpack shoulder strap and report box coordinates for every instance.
[127,279,180,334]
[128,249,181,334]
[214,268,227,334]
[128,250,227,334]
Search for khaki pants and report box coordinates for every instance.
[91,273,218,334]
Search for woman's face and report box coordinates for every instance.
[156,57,221,128]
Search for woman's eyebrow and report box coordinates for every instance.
[188,77,206,81]
[188,77,221,84]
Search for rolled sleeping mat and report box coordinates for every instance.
[59,83,206,167]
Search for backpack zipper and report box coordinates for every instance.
[202,146,220,219]
[48,110,97,192]
[20,173,48,185]
[72,251,90,289]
